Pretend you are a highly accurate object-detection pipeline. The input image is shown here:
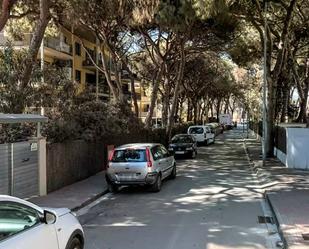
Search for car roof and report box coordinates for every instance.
[116,143,161,150]
[0,195,43,213]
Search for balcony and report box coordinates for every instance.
[44,37,72,55]
[0,33,32,47]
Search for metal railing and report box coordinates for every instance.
[44,37,72,54]
[0,33,32,47]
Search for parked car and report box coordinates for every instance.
[205,123,222,136]
[106,143,176,192]
[168,134,197,158]
[187,125,215,145]
[0,195,84,249]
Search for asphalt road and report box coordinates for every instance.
[79,128,271,249]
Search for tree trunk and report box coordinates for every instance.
[121,63,139,116]
[280,82,289,123]
[193,101,198,124]
[266,76,275,157]
[187,98,192,122]
[145,68,163,128]
[0,0,17,32]
[130,76,139,117]
[210,103,214,118]
[179,97,184,122]
[296,77,309,123]
[161,76,170,127]
[20,0,51,90]
[216,98,222,121]
[167,43,185,139]
[100,49,119,102]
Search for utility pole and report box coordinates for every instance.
[262,1,268,165]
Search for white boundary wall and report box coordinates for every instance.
[286,128,309,170]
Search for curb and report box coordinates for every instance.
[265,192,288,248]
[243,136,286,248]
[71,188,109,212]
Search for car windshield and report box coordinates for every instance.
[111,149,146,162]
[189,127,204,134]
[171,136,192,143]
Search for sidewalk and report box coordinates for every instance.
[244,131,309,249]
[30,171,108,211]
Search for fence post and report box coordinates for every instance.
[38,138,47,196]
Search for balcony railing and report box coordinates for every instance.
[0,33,32,47]
[44,37,72,55]
[87,83,110,95]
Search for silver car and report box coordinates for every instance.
[105,143,176,192]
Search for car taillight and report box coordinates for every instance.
[107,149,115,166]
[146,148,153,168]
[108,149,115,161]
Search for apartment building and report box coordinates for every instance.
[0,25,161,123]
[0,25,116,101]
[131,79,161,124]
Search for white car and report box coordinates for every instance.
[187,125,215,145]
[0,195,84,249]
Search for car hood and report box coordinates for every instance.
[44,207,71,217]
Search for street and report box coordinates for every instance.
[78,128,272,249]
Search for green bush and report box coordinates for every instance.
[43,101,144,143]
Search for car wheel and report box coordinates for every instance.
[170,164,176,179]
[68,237,83,249]
[152,174,162,192]
[108,183,118,193]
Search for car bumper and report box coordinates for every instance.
[105,172,158,185]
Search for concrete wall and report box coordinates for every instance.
[286,128,309,170]
[274,147,287,166]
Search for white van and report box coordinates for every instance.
[187,126,215,145]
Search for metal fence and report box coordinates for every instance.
[0,140,39,198]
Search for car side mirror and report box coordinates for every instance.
[43,210,57,224]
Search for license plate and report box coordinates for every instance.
[116,173,137,180]
[175,151,185,154]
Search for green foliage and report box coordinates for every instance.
[0,43,76,113]
[43,101,144,143]
[155,0,197,32]
[228,22,261,67]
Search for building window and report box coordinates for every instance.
[75,42,81,56]
[86,73,96,87]
[75,70,81,83]
[143,104,150,112]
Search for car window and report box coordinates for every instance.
[0,202,41,242]
[189,127,204,134]
[111,149,146,162]
[151,146,163,161]
[160,146,170,158]
[171,135,193,143]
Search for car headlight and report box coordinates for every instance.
[186,147,193,150]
